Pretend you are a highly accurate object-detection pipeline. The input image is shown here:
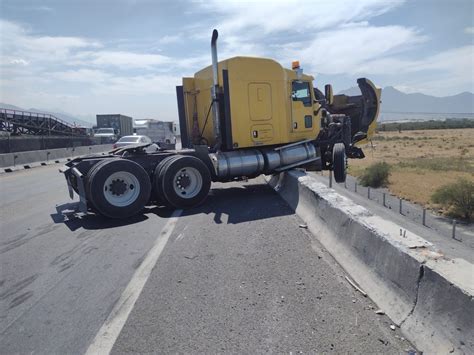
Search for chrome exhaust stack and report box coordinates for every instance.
[211,29,221,150]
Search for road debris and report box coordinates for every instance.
[390,324,396,330]
[299,223,308,229]
[344,276,367,297]
[184,255,198,260]
[375,309,385,315]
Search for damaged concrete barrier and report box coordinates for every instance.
[267,170,473,354]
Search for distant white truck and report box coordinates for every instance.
[134,119,176,148]
[93,127,117,142]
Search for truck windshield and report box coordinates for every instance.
[96,128,114,134]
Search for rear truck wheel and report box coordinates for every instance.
[161,156,211,208]
[333,142,347,183]
[153,155,181,205]
[86,159,115,210]
[88,159,151,218]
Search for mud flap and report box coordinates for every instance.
[64,167,88,213]
[71,168,88,213]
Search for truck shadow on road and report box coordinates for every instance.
[174,183,294,224]
[50,202,175,231]
[51,182,294,230]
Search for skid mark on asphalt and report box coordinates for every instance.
[0,274,39,301]
[9,291,34,309]
[0,224,61,254]
[0,233,27,246]
[50,232,100,272]
[86,209,183,355]
[0,230,110,335]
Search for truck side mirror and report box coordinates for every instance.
[325,84,333,105]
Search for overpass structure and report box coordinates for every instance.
[0,108,87,136]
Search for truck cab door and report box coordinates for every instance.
[291,81,314,133]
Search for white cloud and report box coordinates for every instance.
[286,23,427,75]
[385,46,474,96]
[74,50,171,69]
[203,0,405,34]
[0,20,100,66]
[94,74,181,95]
[158,35,181,44]
[465,27,474,35]
[50,69,180,96]
[52,69,112,83]
[0,20,175,70]
[8,58,29,66]
[24,5,54,12]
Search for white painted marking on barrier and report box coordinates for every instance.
[85,209,183,355]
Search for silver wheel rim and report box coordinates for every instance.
[172,167,202,199]
[103,171,140,207]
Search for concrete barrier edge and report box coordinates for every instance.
[266,170,473,354]
[0,144,112,172]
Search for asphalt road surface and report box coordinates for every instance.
[0,165,414,353]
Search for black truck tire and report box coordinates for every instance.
[85,158,116,210]
[161,156,211,208]
[153,155,182,205]
[87,159,151,218]
[333,142,347,183]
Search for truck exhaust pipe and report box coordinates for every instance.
[211,29,221,150]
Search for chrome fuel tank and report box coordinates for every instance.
[210,149,265,179]
[210,140,318,180]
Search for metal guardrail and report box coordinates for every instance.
[327,171,467,242]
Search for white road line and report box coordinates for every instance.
[85,209,183,355]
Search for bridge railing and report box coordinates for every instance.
[0,108,90,136]
[0,108,77,127]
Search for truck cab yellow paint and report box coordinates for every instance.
[182,56,322,149]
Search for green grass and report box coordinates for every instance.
[377,118,474,132]
[432,179,474,221]
[358,162,391,188]
[397,157,474,173]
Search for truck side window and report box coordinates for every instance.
[292,81,312,107]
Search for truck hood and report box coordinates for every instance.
[316,78,382,145]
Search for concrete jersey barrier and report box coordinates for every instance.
[0,144,112,170]
[267,170,473,354]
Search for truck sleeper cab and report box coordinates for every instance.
[62,29,381,219]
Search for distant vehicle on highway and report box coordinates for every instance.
[112,135,152,149]
[94,128,117,142]
[134,119,176,147]
[96,114,134,138]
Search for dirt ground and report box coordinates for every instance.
[348,128,474,207]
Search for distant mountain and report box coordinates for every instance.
[0,103,93,127]
[0,103,24,111]
[337,86,474,115]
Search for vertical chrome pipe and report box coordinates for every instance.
[211,29,221,149]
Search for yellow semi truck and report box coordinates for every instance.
[62,30,381,218]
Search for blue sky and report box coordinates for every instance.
[0,0,473,122]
